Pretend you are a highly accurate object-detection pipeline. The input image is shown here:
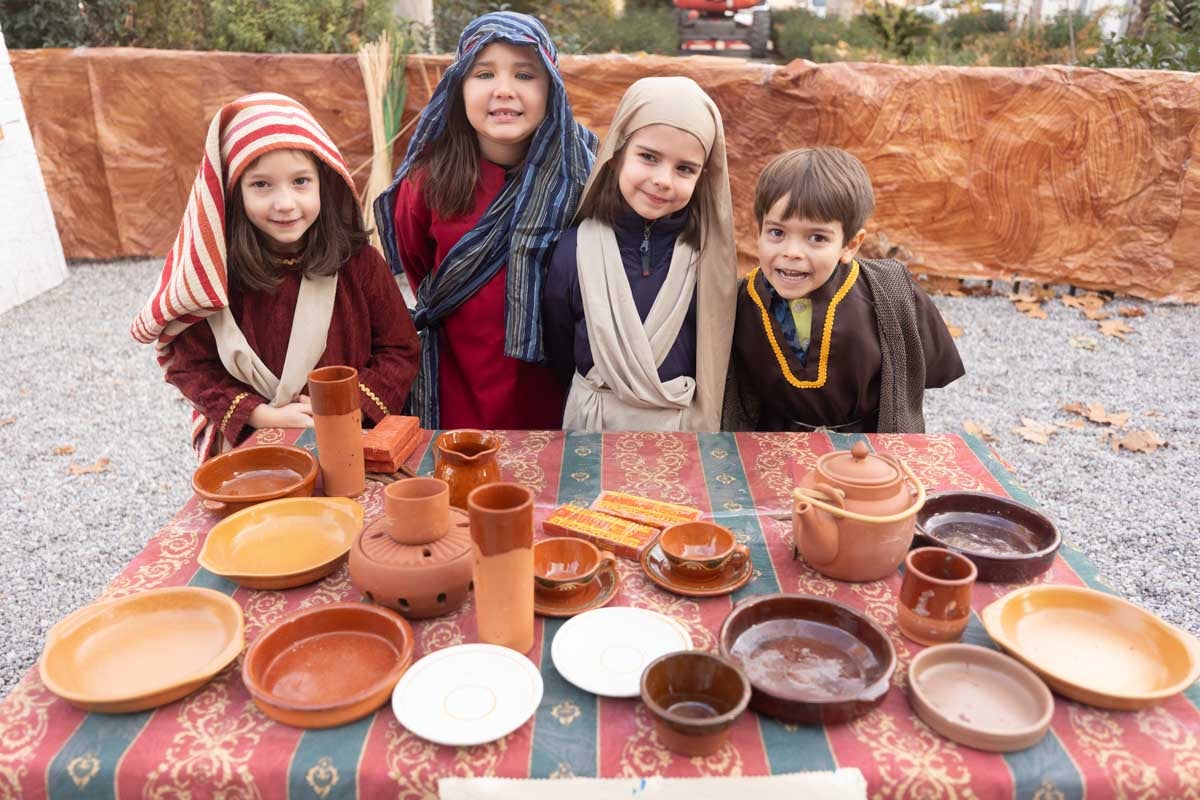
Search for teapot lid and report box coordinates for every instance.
[818,441,899,487]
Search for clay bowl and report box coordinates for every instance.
[242,602,415,728]
[640,651,751,757]
[659,521,749,579]
[192,444,318,516]
[908,644,1054,752]
[533,537,615,598]
[914,492,1060,583]
[718,593,896,725]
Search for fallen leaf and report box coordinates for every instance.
[1107,430,1167,454]
[1119,306,1146,318]
[53,445,76,456]
[963,419,997,441]
[1068,335,1097,350]
[1082,308,1111,321]
[1010,284,1057,302]
[69,457,111,476]
[1060,293,1107,313]
[1058,419,1087,430]
[1013,301,1048,319]
[0,416,14,427]
[1098,319,1135,340]
[1013,417,1057,444]
[945,321,963,338]
[923,275,967,296]
[1060,402,1085,415]
[1083,403,1130,428]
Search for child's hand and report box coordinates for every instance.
[249,400,314,429]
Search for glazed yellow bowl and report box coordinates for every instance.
[981,584,1200,710]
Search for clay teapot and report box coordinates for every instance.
[792,441,926,582]
[433,430,501,509]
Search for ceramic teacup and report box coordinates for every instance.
[640,651,751,757]
[897,547,978,646]
[382,477,450,546]
[659,522,749,580]
[533,537,616,599]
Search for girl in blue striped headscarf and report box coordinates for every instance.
[375,11,597,430]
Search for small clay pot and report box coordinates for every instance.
[468,482,535,654]
[191,444,317,516]
[308,366,365,498]
[533,538,616,599]
[640,651,751,757]
[659,521,749,580]
[897,547,977,646]
[434,429,501,509]
[382,477,450,545]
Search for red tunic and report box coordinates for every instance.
[166,245,420,444]
[391,161,565,430]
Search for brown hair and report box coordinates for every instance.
[413,91,481,219]
[575,145,705,249]
[226,155,369,292]
[753,147,875,245]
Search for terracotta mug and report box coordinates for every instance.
[307,366,365,498]
[533,538,616,599]
[467,482,534,654]
[640,651,751,757]
[382,477,449,545]
[897,547,978,646]
[434,429,501,509]
[659,521,749,580]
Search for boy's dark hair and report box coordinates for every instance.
[575,145,704,249]
[753,148,875,244]
[414,90,482,219]
[226,156,369,293]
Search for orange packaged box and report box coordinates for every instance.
[363,416,421,473]
[591,491,703,530]
[542,505,659,561]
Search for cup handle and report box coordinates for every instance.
[597,551,618,579]
[730,544,750,568]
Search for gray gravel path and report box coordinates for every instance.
[1,259,1197,699]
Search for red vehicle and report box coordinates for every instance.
[674,0,772,59]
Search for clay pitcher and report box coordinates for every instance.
[307,366,365,497]
[792,441,926,582]
[434,430,501,509]
[467,482,535,654]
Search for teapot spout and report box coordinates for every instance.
[793,490,841,566]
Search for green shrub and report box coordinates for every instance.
[942,10,1010,45]
[1090,2,1200,69]
[207,0,393,53]
[431,0,615,54]
[772,8,850,61]
[1,0,136,48]
[863,1,931,58]
[585,6,676,54]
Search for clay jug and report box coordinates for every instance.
[308,366,365,497]
[467,482,534,653]
[792,441,926,582]
[434,429,501,509]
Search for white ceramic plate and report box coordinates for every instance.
[551,606,693,697]
[391,643,543,746]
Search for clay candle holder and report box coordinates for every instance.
[468,482,535,654]
[307,366,365,497]
[640,651,751,757]
[434,429,501,509]
[381,477,450,545]
[533,538,616,599]
[659,521,749,580]
[897,547,978,646]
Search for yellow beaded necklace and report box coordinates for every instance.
[746,260,860,390]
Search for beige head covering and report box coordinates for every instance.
[571,76,737,432]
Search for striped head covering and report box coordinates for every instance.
[130,92,357,363]
[373,11,598,429]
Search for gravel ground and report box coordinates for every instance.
[1,259,1197,699]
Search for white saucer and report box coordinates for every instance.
[550,606,693,697]
[391,643,543,747]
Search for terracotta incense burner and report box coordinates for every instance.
[349,477,473,619]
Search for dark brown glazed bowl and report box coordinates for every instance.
[914,491,1060,583]
[191,444,318,515]
[640,651,751,757]
[718,593,895,725]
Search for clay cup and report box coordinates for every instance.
[898,547,978,646]
[640,651,751,757]
[659,521,749,580]
[382,477,450,546]
[533,538,616,599]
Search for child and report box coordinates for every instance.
[374,11,597,430]
[131,92,420,460]
[723,147,964,433]
[542,76,737,432]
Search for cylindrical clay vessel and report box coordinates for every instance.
[467,482,535,653]
[307,366,365,497]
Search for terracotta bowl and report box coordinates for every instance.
[640,651,751,757]
[243,602,415,728]
[533,537,615,598]
[659,521,749,579]
[914,491,1060,583]
[908,644,1054,752]
[718,593,896,724]
[192,444,318,516]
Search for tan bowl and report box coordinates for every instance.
[191,444,318,515]
[981,584,1200,710]
[39,587,245,713]
[908,644,1054,752]
[242,602,415,729]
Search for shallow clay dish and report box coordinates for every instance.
[982,585,1200,710]
[40,587,244,713]
[915,492,1060,583]
[200,497,363,589]
[552,607,693,697]
[534,566,620,618]
[242,602,414,728]
[641,539,754,598]
[640,651,751,757]
[718,593,896,724]
[192,444,318,515]
[908,644,1054,752]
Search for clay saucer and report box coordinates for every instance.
[534,567,620,618]
[242,602,414,729]
[640,539,753,597]
[192,444,318,515]
[908,644,1054,752]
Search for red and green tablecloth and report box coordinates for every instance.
[3,430,1198,798]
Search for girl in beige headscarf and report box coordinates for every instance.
[541,76,737,432]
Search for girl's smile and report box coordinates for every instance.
[462,42,549,165]
[239,150,321,253]
[617,124,706,221]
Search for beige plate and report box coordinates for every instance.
[981,584,1200,710]
[39,587,245,713]
[200,497,364,589]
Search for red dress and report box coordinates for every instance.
[391,160,565,430]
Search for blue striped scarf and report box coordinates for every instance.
[373,11,597,428]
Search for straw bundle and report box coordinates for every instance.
[357,31,411,251]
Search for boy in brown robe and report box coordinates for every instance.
[722,148,963,433]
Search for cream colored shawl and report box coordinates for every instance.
[563,76,736,432]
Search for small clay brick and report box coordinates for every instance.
[591,491,703,530]
[542,504,659,560]
[363,428,420,473]
[363,415,420,461]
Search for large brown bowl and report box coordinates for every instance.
[718,593,895,725]
[242,603,415,728]
[192,444,318,516]
[914,492,1060,583]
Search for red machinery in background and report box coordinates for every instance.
[674,0,772,58]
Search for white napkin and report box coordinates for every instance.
[438,769,867,799]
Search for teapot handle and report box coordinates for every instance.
[791,458,926,523]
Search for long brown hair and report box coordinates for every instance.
[413,92,481,220]
[226,155,369,292]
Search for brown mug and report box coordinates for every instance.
[897,547,978,646]
[659,521,749,579]
[533,538,616,598]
